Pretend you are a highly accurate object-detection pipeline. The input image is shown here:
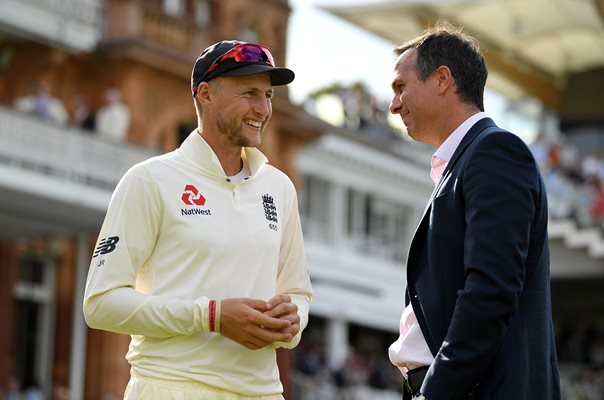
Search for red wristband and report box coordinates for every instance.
[209,300,216,332]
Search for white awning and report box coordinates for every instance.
[320,0,604,109]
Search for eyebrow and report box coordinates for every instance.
[239,86,274,97]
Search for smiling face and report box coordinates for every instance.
[207,73,274,148]
[389,48,441,146]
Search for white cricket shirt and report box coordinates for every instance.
[84,131,313,396]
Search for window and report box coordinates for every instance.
[239,25,260,43]
[347,190,410,262]
[300,175,331,243]
[193,0,210,27]
[13,256,55,396]
[163,0,184,16]
[300,172,413,263]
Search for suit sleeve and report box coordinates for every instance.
[423,131,542,399]
[83,164,212,337]
[272,180,313,349]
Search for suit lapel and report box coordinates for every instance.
[429,118,497,203]
[407,118,499,274]
[435,118,497,193]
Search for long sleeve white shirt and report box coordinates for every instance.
[83,131,313,396]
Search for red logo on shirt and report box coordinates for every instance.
[181,184,206,206]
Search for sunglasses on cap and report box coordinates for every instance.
[192,43,275,97]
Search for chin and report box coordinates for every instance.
[251,132,263,146]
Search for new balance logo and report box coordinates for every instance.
[93,236,120,258]
[182,184,206,206]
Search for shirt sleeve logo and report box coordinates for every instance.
[262,194,278,231]
[93,236,120,258]
[181,184,206,206]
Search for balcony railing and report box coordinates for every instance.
[26,0,103,26]
[142,7,194,50]
[0,0,103,51]
[0,105,158,192]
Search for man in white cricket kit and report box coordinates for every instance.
[83,40,313,400]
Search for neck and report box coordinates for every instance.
[197,129,243,176]
[433,105,480,147]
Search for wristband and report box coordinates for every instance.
[209,300,216,332]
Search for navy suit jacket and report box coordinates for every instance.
[404,118,561,400]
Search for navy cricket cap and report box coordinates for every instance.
[191,40,295,96]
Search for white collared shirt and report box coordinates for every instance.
[433,112,487,171]
[388,112,487,376]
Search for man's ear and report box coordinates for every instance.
[196,82,212,103]
[435,65,454,93]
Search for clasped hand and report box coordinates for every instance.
[220,294,300,350]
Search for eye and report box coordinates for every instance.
[392,82,403,95]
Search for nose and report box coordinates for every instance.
[390,93,401,114]
[253,96,272,118]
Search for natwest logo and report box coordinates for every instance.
[181,184,206,206]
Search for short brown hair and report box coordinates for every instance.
[394,22,488,111]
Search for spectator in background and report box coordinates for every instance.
[368,356,399,391]
[333,351,369,397]
[52,384,69,400]
[72,95,95,132]
[96,88,130,141]
[22,381,42,400]
[296,344,326,377]
[2,376,21,400]
[529,132,553,171]
[558,136,580,174]
[589,178,604,227]
[14,81,69,125]
[582,149,604,182]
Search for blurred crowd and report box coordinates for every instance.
[1,377,68,400]
[291,343,402,400]
[10,81,130,142]
[530,133,604,229]
[292,340,604,400]
[556,322,604,400]
[560,366,604,400]
[304,82,400,145]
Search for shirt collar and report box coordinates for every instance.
[179,130,268,178]
[433,112,487,163]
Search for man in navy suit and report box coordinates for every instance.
[387,23,561,400]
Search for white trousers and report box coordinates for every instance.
[124,373,285,400]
